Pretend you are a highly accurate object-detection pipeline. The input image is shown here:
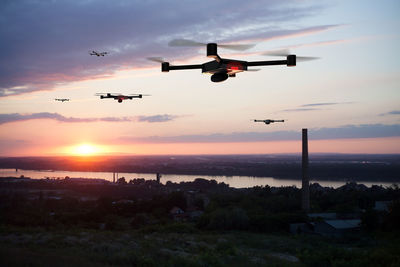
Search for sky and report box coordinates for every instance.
[0,0,399,156]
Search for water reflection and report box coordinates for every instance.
[0,168,395,189]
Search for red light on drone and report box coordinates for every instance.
[230,66,239,70]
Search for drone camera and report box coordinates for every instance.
[287,55,296,67]
[161,62,170,72]
[211,72,228,82]
[207,43,218,58]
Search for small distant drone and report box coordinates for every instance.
[254,119,285,125]
[148,39,317,82]
[89,50,108,57]
[55,98,70,102]
[95,93,150,103]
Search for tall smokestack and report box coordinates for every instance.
[301,128,310,211]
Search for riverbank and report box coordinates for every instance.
[1,154,399,182]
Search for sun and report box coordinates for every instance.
[75,144,97,155]
[67,143,104,156]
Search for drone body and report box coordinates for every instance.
[89,50,108,57]
[96,93,149,103]
[55,98,70,102]
[254,119,285,125]
[153,41,297,82]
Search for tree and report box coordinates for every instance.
[117,177,127,185]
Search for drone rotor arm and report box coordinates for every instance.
[168,64,202,70]
[246,60,288,67]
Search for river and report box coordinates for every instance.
[0,168,396,189]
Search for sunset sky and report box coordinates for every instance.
[0,0,399,156]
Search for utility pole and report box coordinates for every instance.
[301,128,310,212]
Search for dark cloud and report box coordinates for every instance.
[380,110,400,116]
[119,124,400,143]
[0,0,334,97]
[0,113,179,124]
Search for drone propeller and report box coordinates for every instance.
[147,57,166,63]
[168,39,255,51]
[246,68,261,72]
[128,94,151,96]
[263,49,319,61]
[95,93,120,95]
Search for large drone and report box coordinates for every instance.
[89,50,108,57]
[96,93,150,103]
[149,39,317,82]
[54,98,70,102]
[254,119,285,125]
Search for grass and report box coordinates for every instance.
[0,224,399,266]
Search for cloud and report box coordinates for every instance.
[301,102,348,107]
[281,102,353,111]
[118,124,400,143]
[238,24,341,44]
[0,0,335,97]
[281,108,319,112]
[0,113,180,124]
[282,39,351,50]
[380,110,400,116]
[137,114,181,123]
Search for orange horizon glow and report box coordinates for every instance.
[2,136,393,157]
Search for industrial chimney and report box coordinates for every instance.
[301,128,310,211]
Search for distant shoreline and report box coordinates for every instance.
[0,154,399,183]
[1,167,399,183]
[1,170,398,190]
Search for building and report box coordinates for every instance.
[313,219,361,236]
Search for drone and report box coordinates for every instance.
[254,119,285,125]
[95,93,150,103]
[148,39,317,82]
[55,98,70,102]
[89,50,108,57]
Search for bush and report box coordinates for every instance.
[197,207,249,230]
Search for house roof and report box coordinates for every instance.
[308,213,337,219]
[324,219,361,229]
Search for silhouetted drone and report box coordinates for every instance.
[89,50,108,57]
[254,119,285,125]
[55,98,70,102]
[148,39,317,82]
[95,93,150,103]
